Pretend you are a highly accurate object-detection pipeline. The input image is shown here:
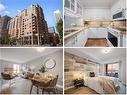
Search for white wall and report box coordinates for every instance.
[23,49,63,87]
[111,0,126,17]
[83,8,111,20]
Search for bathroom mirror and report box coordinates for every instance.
[44,59,56,69]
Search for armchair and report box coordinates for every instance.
[1,72,16,87]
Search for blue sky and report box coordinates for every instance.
[0,0,63,27]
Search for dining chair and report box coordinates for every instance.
[43,75,58,94]
[30,75,58,94]
[30,78,52,94]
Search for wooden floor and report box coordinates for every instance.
[0,77,63,94]
[85,38,109,47]
[65,86,98,94]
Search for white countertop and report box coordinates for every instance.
[64,27,85,40]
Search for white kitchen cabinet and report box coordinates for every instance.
[83,8,111,20]
[97,28,108,38]
[111,0,125,17]
[122,34,126,47]
[87,28,107,38]
[75,29,87,46]
[65,29,87,47]
[87,28,96,38]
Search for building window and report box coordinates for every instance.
[96,63,100,75]
[106,63,119,78]
[13,64,20,74]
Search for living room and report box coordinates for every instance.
[0,48,63,94]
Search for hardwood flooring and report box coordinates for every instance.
[65,86,98,94]
[85,38,109,47]
[0,77,63,94]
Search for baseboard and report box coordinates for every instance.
[64,85,74,90]
[56,84,63,88]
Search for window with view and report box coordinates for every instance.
[106,63,119,78]
[13,64,20,74]
[96,63,100,75]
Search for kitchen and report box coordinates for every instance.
[64,0,126,47]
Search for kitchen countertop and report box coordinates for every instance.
[64,26,126,43]
[113,28,126,35]
[108,27,126,35]
[64,27,85,40]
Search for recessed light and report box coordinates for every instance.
[102,48,111,54]
[36,48,45,52]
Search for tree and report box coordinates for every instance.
[0,36,10,45]
[0,36,17,46]
[56,19,63,44]
[9,37,17,46]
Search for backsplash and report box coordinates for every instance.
[110,20,126,31]
[84,20,112,27]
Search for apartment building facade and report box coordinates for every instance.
[0,15,11,38]
[9,4,49,45]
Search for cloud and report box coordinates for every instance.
[0,3,5,12]
[4,11,10,14]
[17,9,21,13]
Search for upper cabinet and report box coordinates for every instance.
[64,0,83,17]
[111,0,126,20]
[83,8,111,20]
[76,2,82,15]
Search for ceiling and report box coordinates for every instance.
[65,48,126,63]
[0,48,62,64]
[79,0,118,8]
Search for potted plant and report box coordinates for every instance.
[39,65,47,73]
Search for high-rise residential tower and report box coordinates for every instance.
[0,15,11,38]
[9,4,49,45]
[54,10,62,23]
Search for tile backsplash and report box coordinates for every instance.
[84,20,112,27]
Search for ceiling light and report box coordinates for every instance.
[36,48,45,52]
[102,48,111,54]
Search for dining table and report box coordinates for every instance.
[29,75,54,94]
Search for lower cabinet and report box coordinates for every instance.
[87,28,108,38]
[65,29,87,47]
[121,34,126,47]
